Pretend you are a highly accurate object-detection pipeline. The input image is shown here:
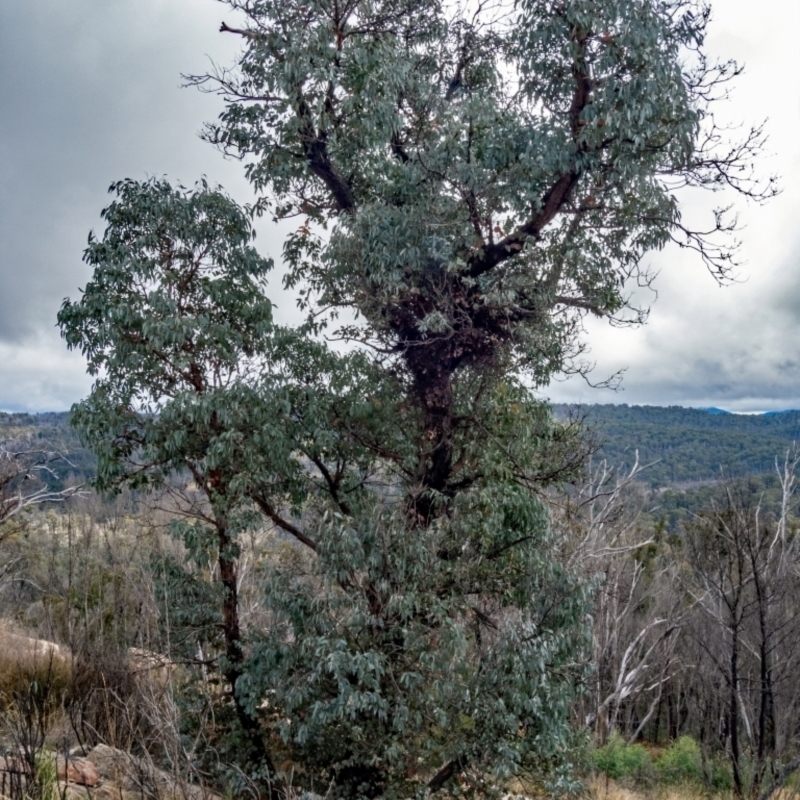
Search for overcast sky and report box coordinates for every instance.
[1,0,799,413]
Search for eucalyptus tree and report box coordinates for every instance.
[60,177,589,798]
[200,0,772,511]
[59,0,770,798]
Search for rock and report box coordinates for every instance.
[127,647,174,688]
[61,782,140,800]
[83,745,134,788]
[56,756,100,787]
[4,754,99,795]
[61,783,90,800]
[84,745,222,800]
[83,744,144,788]
[0,625,174,705]
[0,623,72,703]
[0,626,69,668]
[0,757,28,799]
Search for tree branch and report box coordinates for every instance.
[251,494,318,552]
[308,454,353,516]
[294,89,356,212]
[219,21,265,40]
[427,756,467,792]
[465,29,591,278]
[466,172,578,277]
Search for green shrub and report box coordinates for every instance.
[591,735,653,780]
[708,756,734,792]
[656,736,703,784]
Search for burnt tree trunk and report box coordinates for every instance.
[730,626,743,799]
[752,568,776,800]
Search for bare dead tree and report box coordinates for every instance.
[683,451,800,800]
[0,443,84,531]
[553,454,687,743]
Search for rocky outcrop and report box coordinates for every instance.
[0,622,177,696]
[126,648,175,689]
[1,746,220,800]
[56,756,99,787]
[85,745,221,800]
[0,624,72,701]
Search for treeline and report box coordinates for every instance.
[7,405,800,496]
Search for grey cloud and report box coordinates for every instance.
[545,242,800,413]
[0,0,251,343]
[771,249,800,324]
[0,339,92,412]
[1,0,799,412]
[0,0,267,409]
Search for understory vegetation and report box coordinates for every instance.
[1,431,799,800]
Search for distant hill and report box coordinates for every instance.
[552,404,800,487]
[0,411,95,490]
[4,404,799,494]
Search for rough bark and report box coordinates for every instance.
[211,488,285,800]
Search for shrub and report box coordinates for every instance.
[591,735,653,780]
[656,736,703,785]
[708,756,734,792]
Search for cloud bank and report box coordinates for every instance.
[1,0,798,412]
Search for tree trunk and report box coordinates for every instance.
[752,575,776,800]
[405,344,456,523]
[217,518,284,800]
[731,627,743,799]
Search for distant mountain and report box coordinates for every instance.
[4,404,799,494]
[552,403,800,487]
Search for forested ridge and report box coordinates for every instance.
[0,411,94,490]
[553,404,800,487]
[6,405,798,494]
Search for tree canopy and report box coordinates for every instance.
[58,1,769,798]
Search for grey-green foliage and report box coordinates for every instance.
[59,178,591,796]
[59,0,767,797]
[204,0,770,364]
[58,178,275,490]
[242,484,589,794]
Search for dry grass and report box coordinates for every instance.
[584,775,800,800]
[586,775,704,800]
